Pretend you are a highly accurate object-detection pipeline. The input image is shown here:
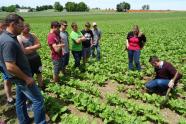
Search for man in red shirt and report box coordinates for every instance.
[145,56,182,93]
[47,21,64,82]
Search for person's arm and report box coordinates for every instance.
[5,61,34,86]
[52,43,65,53]
[76,36,86,44]
[167,63,182,83]
[74,32,86,44]
[98,30,102,42]
[25,33,41,52]
[2,42,34,86]
[125,32,131,50]
[17,36,33,54]
[126,39,129,49]
[90,31,94,46]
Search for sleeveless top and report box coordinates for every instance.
[18,33,39,60]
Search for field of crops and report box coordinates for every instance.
[0,11,186,124]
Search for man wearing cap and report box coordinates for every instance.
[47,21,64,82]
[91,22,101,61]
[81,22,94,65]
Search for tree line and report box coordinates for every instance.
[0,1,150,12]
[0,1,89,12]
[116,1,150,12]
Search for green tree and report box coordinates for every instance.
[5,5,16,12]
[77,2,89,11]
[54,2,63,12]
[65,2,77,12]
[116,1,130,12]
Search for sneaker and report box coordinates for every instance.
[7,98,15,105]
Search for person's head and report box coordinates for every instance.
[132,25,139,35]
[71,22,78,32]
[22,23,30,34]
[149,56,161,68]
[85,22,91,30]
[92,22,97,29]
[60,20,68,31]
[51,21,60,34]
[5,14,24,35]
[0,19,6,33]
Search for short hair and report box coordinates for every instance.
[149,56,160,63]
[60,20,67,25]
[24,23,30,28]
[5,14,24,26]
[85,22,91,27]
[71,22,77,28]
[51,21,60,28]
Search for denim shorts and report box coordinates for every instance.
[52,59,62,75]
[0,66,9,80]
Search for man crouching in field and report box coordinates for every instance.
[145,56,182,94]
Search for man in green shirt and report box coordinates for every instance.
[70,22,86,69]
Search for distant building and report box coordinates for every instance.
[17,8,30,12]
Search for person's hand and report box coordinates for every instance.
[81,36,86,42]
[25,77,35,86]
[138,32,143,37]
[168,80,174,88]
[57,43,65,48]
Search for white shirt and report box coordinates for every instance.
[159,61,164,69]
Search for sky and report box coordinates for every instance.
[0,0,185,10]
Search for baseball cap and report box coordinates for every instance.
[92,22,97,26]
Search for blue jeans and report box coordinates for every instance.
[16,82,46,124]
[91,44,100,61]
[145,79,170,92]
[72,51,82,68]
[62,52,70,70]
[128,50,141,71]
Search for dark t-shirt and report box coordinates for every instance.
[81,29,93,48]
[0,31,32,83]
[155,61,182,84]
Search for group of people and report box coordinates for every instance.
[47,20,101,82]
[0,14,46,124]
[0,14,102,123]
[0,13,183,124]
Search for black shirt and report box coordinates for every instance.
[81,29,93,48]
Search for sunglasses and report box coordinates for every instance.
[63,24,68,27]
